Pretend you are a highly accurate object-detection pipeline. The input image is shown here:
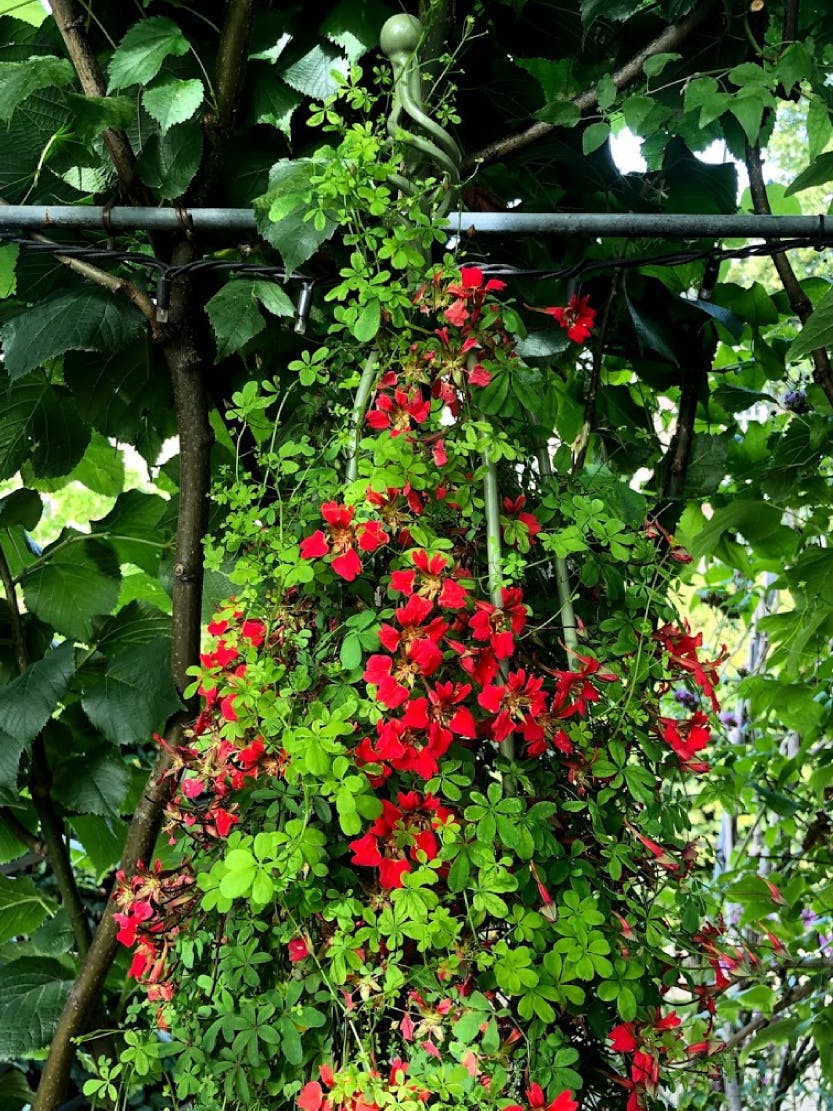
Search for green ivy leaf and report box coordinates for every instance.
[206,278,295,361]
[107,16,191,91]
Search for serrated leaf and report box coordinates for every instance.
[206,280,266,360]
[252,72,300,135]
[787,286,833,360]
[624,286,679,365]
[62,93,135,139]
[52,740,131,815]
[0,288,145,380]
[69,432,125,497]
[142,76,204,131]
[81,640,182,746]
[0,641,75,747]
[0,957,73,1060]
[21,535,120,641]
[320,0,387,61]
[69,815,128,881]
[281,44,349,100]
[254,157,338,272]
[643,52,681,78]
[0,0,46,24]
[0,57,74,122]
[90,489,169,574]
[254,280,296,318]
[137,120,202,199]
[107,16,190,91]
[0,876,54,944]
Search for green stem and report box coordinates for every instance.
[346,351,379,484]
[481,450,514,761]
[535,446,578,653]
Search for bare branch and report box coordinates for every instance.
[745,142,833,407]
[464,0,717,171]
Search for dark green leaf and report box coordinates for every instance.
[69,815,128,880]
[785,150,833,196]
[0,876,54,944]
[0,957,73,1060]
[254,157,338,273]
[624,287,679,365]
[0,57,74,122]
[52,738,131,815]
[138,120,202,199]
[787,286,833,361]
[0,641,75,746]
[0,488,41,530]
[21,535,120,640]
[107,16,190,91]
[320,0,387,61]
[0,288,145,380]
[252,72,301,136]
[62,93,135,139]
[81,640,182,746]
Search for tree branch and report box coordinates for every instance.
[464,0,718,170]
[192,0,254,204]
[745,142,833,408]
[34,257,214,1111]
[0,542,91,957]
[721,979,815,1053]
[49,0,149,201]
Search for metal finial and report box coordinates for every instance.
[379,13,461,201]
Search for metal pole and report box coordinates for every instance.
[0,206,832,239]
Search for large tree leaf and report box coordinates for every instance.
[320,0,387,61]
[0,876,54,945]
[142,76,204,132]
[92,601,172,655]
[0,374,89,485]
[0,488,41,530]
[787,286,833,361]
[90,489,170,574]
[281,44,349,100]
[81,640,182,746]
[63,340,173,462]
[69,432,125,498]
[0,0,46,24]
[61,92,135,139]
[51,738,131,816]
[0,641,75,746]
[0,57,74,122]
[0,957,73,1060]
[20,535,121,641]
[0,287,145,380]
[206,278,296,360]
[69,815,128,882]
[252,70,301,135]
[107,16,191,91]
[137,120,202,199]
[254,157,338,273]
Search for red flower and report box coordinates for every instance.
[503,494,542,544]
[514,1085,579,1111]
[659,711,711,772]
[468,587,527,659]
[653,622,726,711]
[349,791,455,888]
[299,502,389,582]
[288,937,310,963]
[389,550,469,609]
[478,668,548,743]
[366,386,431,433]
[609,1022,638,1053]
[533,294,596,344]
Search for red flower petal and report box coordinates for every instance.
[300,531,330,559]
[331,547,363,581]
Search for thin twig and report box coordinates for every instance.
[745,142,833,407]
[464,0,717,170]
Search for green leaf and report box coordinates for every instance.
[70,815,128,880]
[786,150,833,196]
[254,157,338,273]
[0,957,73,1060]
[51,739,131,815]
[0,288,145,381]
[0,0,46,24]
[689,500,793,562]
[624,286,678,365]
[281,44,350,100]
[21,535,121,641]
[353,299,381,342]
[0,488,41,530]
[320,0,387,61]
[0,641,75,746]
[0,1067,34,1109]
[206,280,266,361]
[62,93,135,139]
[0,875,53,944]
[787,286,833,361]
[807,96,832,162]
[252,72,301,136]
[0,57,74,122]
[643,52,681,78]
[595,73,617,111]
[0,244,17,298]
[81,640,182,746]
[582,121,609,154]
[138,120,203,199]
[255,281,296,318]
[91,490,169,574]
[142,76,204,131]
[107,16,191,91]
[70,432,125,497]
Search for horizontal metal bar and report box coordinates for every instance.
[0,205,832,240]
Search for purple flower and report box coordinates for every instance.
[674,688,699,710]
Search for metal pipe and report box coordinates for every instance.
[1,206,833,239]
